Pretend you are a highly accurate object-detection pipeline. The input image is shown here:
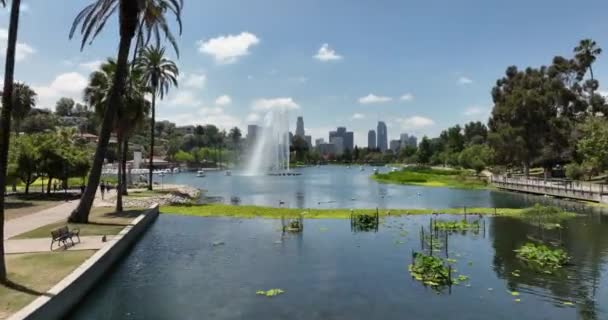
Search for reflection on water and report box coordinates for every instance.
[69,214,608,320]
[163,166,608,216]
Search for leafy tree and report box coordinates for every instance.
[463,121,487,145]
[0,0,24,282]
[136,45,178,190]
[20,111,58,133]
[576,117,608,179]
[416,136,432,164]
[9,83,36,133]
[55,97,76,116]
[574,39,601,87]
[174,150,194,164]
[13,134,40,194]
[439,125,465,154]
[459,144,494,175]
[69,0,183,223]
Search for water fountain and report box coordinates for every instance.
[245,109,293,176]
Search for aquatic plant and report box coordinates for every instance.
[408,253,452,287]
[351,211,379,232]
[434,219,480,231]
[515,243,570,269]
[256,289,285,297]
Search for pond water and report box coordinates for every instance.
[69,214,608,320]
[158,165,608,213]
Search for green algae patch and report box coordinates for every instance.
[161,203,535,219]
[372,167,488,190]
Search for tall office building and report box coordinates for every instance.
[368,130,376,149]
[296,116,305,137]
[400,133,417,148]
[390,139,401,153]
[330,136,344,155]
[315,138,325,148]
[377,121,388,152]
[329,126,354,151]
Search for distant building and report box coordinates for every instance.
[305,135,312,148]
[400,133,418,148]
[390,139,401,153]
[318,143,336,156]
[368,130,376,149]
[296,116,305,137]
[329,126,354,151]
[176,125,195,135]
[315,138,325,148]
[330,136,344,155]
[377,121,388,152]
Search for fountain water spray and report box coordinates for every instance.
[245,109,290,175]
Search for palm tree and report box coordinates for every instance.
[0,0,23,284]
[69,0,183,223]
[574,39,602,82]
[135,45,178,190]
[10,83,36,134]
[85,59,149,212]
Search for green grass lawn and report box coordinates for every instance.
[372,167,488,189]
[0,250,95,319]
[12,207,144,239]
[161,203,532,219]
[4,194,72,221]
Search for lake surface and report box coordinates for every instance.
[160,165,607,214]
[69,214,608,320]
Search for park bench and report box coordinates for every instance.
[50,226,80,250]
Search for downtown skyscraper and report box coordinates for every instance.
[377,121,388,152]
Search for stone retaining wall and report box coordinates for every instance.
[9,204,160,320]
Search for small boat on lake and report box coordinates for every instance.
[196,170,206,177]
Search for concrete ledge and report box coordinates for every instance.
[9,204,160,320]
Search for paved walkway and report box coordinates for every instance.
[4,189,117,240]
[4,201,79,240]
[4,235,115,254]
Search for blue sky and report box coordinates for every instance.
[3,0,608,145]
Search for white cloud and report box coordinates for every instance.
[167,90,200,107]
[289,76,308,84]
[597,89,608,97]
[458,76,473,85]
[313,43,343,62]
[79,60,103,72]
[351,113,365,120]
[463,106,487,117]
[197,32,260,64]
[358,93,392,104]
[400,93,414,102]
[246,113,260,122]
[182,73,206,89]
[0,29,35,62]
[395,116,435,129]
[252,97,300,111]
[33,72,88,108]
[215,94,232,106]
[162,106,242,130]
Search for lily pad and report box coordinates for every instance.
[256,289,285,297]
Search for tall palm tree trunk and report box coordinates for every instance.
[0,0,21,283]
[122,138,128,196]
[148,90,156,190]
[116,135,123,212]
[69,19,136,222]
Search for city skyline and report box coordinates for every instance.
[8,1,608,147]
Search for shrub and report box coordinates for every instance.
[515,243,569,269]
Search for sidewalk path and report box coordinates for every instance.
[4,235,115,254]
[3,201,78,240]
[4,189,117,240]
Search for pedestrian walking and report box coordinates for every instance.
[100,181,106,200]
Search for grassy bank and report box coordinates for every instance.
[373,167,488,189]
[0,251,95,319]
[13,207,143,240]
[160,203,544,219]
